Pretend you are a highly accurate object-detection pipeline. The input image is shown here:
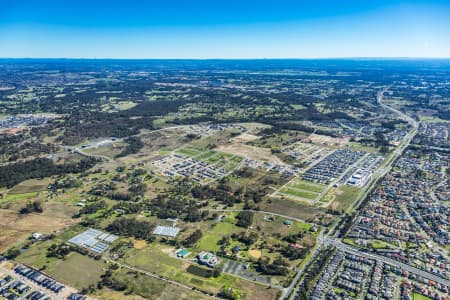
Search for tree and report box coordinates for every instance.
[20,201,43,214]
[236,211,254,228]
[183,229,203,246]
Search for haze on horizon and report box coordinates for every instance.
[0,0,449,59]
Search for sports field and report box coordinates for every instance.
[277,178,326,203]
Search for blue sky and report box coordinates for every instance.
[0,0,449,58]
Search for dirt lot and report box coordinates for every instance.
[7,179,50,195]
[309,133,349,147]
[218,143,285,165]
[248,249,262,259]
[133,240,148,250]
[231,133,260,143]
[0,228,30,252]
[122,129,192,163]
[0,209,78,251]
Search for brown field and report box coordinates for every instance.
[0,208,79,251]
[260,197,327,222]
[133,240,148,250]
[231,133,260,143]
[309,133,349,147]
[236,281,278,300]
[248,249,262,259]
[218,143,285,164]
[0,228,30,252]
[8,179,50,195]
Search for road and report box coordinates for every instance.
[283,89,420,299]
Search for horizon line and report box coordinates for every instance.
[1,56,450,60]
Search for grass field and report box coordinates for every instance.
[45,252,107,289]
[176,146,203,157]
[413,293,432,300]
[175,146,242,171]
[277,178,326,203]
[8,179,50,195]
[328,185,362,212]
[260,197,329,223]
[15,229,107,290]
[288,179,325,193]
[280,188,318,200]
[196,221,242,252]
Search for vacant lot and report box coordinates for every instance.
[0,204,79,251]
[218,143,285,165]
[261,197,327,222]
[309,133,349,147]
[8,179,50,195]
[45,252,107,289]
[0,228,29,252]
[231,133,260,143]
[279,188,318,200]
[328,185,362,212]
[288,179,326,193]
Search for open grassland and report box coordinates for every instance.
[218,143,285,165]
[17,244,106,290]
[0,193,81,252]
[196,221,243,252]
[275,178,326,204]
[327,185,362,212]
[279,187,318,200]
[7,178,50,194]
[288,179,326,193]
[45,252,107,289]
[260,197,329,223]
[175,146,243,171]
[176,146,203,157]
[84,142,127,159]
[0,228,30,252]
[252,213,312,237]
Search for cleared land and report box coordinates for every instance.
[327,185,362,212]
[7,178,50,195]
[218,143,285,165]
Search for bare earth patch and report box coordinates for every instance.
[309,133,349,147]
[0,209,78,250]
[218,143,285,165]
[248,249,262,259]
[133,240,148,250]
[231,133,260,143]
